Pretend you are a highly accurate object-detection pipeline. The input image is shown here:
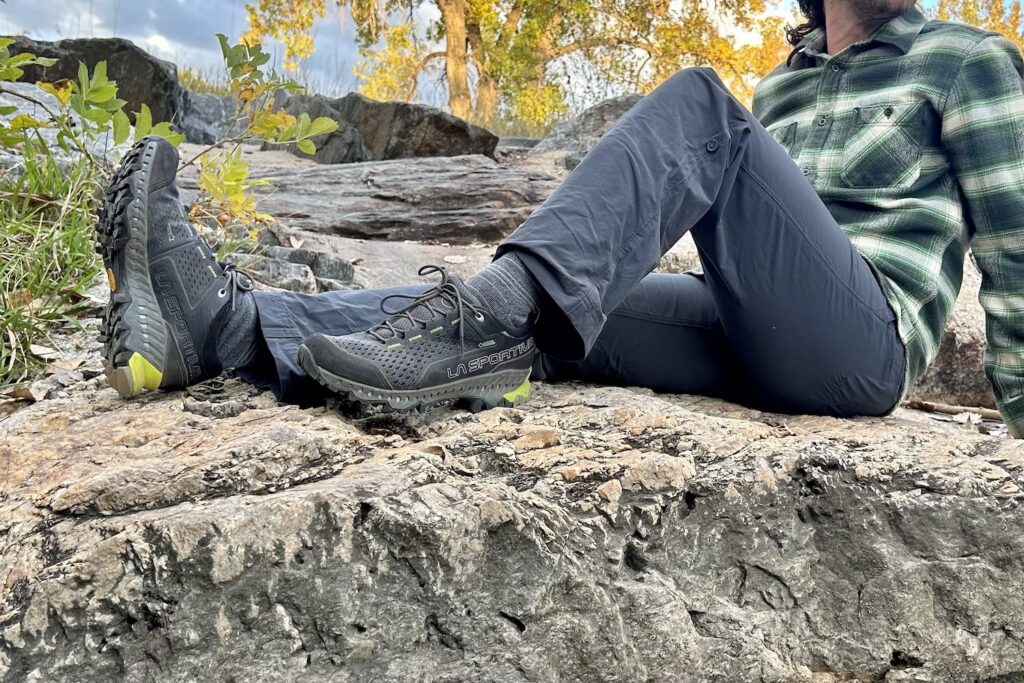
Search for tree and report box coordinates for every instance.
[243,0,791,124]
[932,0,1024,49]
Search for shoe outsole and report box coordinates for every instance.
[296,344,532,414]
[96,137,168,398]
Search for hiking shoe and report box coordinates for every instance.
[297,265,536,412]
[96,135,254,398]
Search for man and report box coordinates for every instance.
[97,0,1024,436]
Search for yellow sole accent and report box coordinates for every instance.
[106,268,117,292]
[502,373,532,404]
[128,352,163,393]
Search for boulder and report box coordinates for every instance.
[2,376,1024,681]
[199,155,560,244]
[5,36,184,124]
[268,94,370,164]
[178,92,238,145]
[272,92,498,163]
[531,94,644,170]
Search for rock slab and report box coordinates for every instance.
[2,379,1023,681]
[237,155,560,244]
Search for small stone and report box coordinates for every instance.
[512,428,560,451]
[596,479,622,504]
[555,466,580,481]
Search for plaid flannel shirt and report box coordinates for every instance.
[752,4,1024,436]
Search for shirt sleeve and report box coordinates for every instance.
[942,35,1024,437]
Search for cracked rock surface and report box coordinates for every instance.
[2,376,1024,682]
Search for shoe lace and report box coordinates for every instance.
[368,264,484,354]
[221,263,256,311]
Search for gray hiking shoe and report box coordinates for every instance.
[96,136,254,398]
[297,265,536,412]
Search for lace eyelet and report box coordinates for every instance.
[218,288,228,298]
[474,312,485,322]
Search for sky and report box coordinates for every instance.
[0,0,420,96]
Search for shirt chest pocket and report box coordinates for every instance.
[767,121,804,161]
[839,101,926,190]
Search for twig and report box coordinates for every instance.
[179,135,246,169]
[904,399,1003,422]
[0,84,102,170]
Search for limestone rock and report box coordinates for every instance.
[6,36,184,124]
[2,379,1023,681]
[233,155,560,244]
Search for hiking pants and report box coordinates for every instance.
[240,67,907,417]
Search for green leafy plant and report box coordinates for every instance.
[0,34,337,391]
[184,34,338,234]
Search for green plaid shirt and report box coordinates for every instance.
[752,4,1024,436]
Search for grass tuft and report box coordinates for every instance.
[0,138,102,390]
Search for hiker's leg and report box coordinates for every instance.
[238,285,430,404]
[534,272,748,403]
[497,65,904,416]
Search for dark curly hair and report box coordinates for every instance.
[785,0,826,64]
[786,0,826,46]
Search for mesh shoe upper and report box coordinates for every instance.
[305,265,536,391]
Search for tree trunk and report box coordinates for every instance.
[437,0,472,119]
[467,20,498,123]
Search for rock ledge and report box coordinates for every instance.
[2,378,1024,682]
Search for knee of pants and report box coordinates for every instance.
[658,66,731,101]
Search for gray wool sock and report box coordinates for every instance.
[463,253,541,329]
[216,291,261,370]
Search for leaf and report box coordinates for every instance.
[37,80,73,105]
[82,108,112,125]
[148,122,184,146]
[112,109,130,145]
[296,138,316,155]
[133,103,152,140]
[0,105,16,116]
[93,60,108,85]
[77,61,89,92]
[29,344,59,359]
[85,83,117,104]
[307,116,339,137]
[217,33,232,59]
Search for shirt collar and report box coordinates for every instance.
[793,4,927,64]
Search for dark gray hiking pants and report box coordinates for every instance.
[242,67,906,417]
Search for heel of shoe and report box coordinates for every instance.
[103,352,164,398]
[461,371,533,413]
